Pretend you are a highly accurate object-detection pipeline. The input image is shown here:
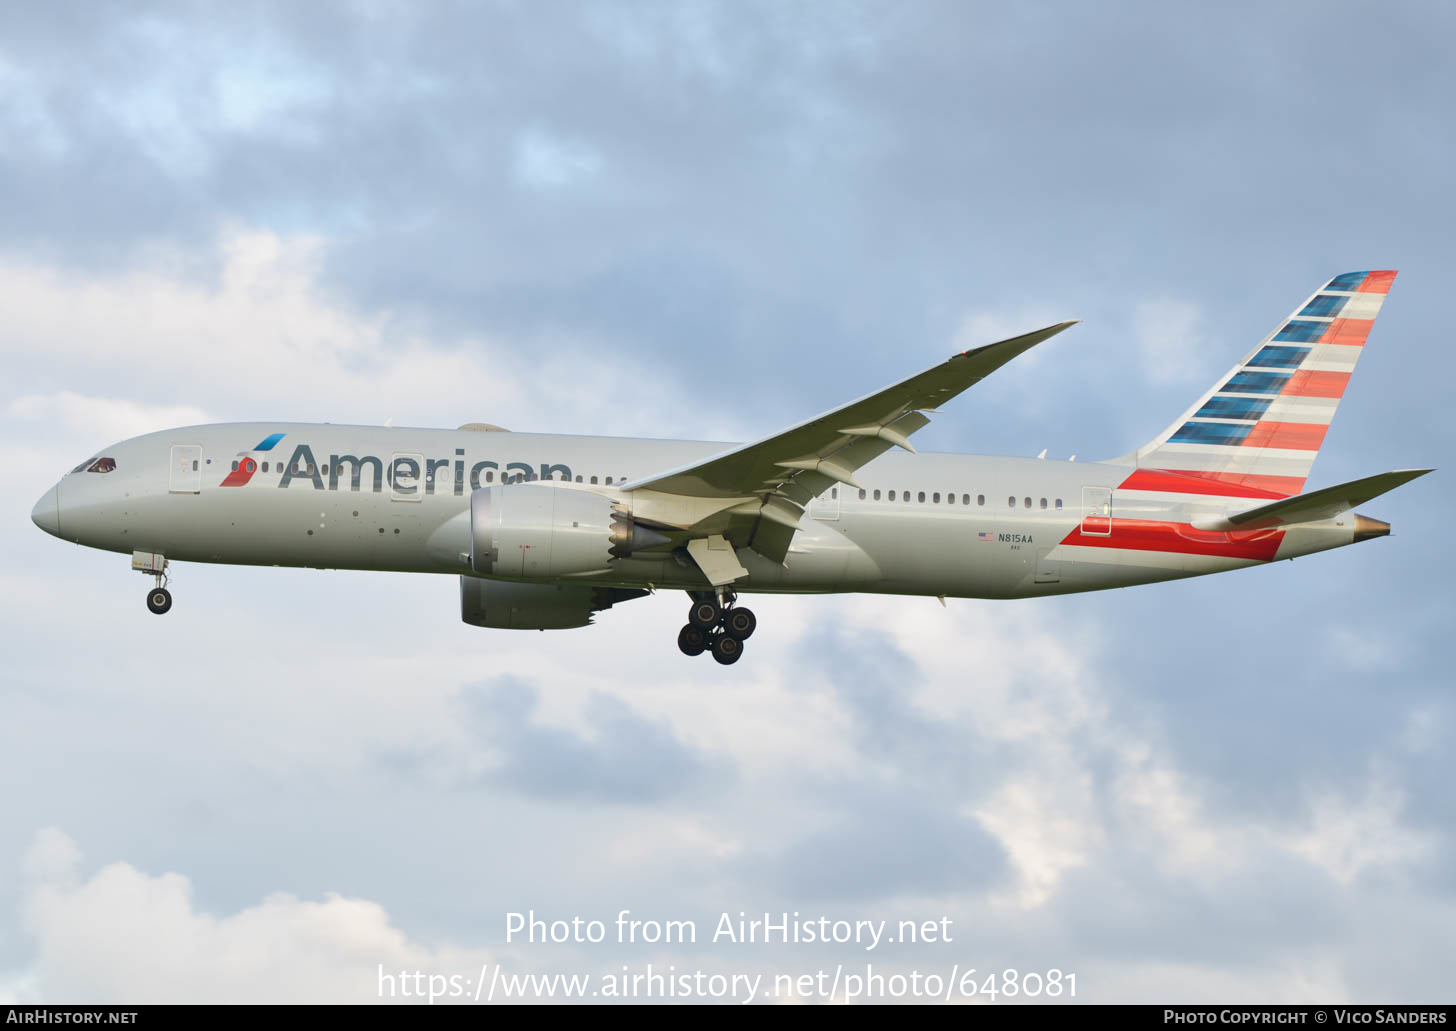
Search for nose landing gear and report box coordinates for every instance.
[677,590,755,665]
[132,551,172,615]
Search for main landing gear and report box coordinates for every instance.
[677,590,756,665]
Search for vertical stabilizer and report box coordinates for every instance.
[1126,271,1396,498]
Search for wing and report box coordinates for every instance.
[626,321,1078,564]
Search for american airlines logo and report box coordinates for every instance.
[219,432,287,487]
[223,441,581,496]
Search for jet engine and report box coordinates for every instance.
[469,483,668,579]
[460,577,648,630]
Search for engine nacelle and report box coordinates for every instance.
[469,483,667,579]
[460,577,648,630]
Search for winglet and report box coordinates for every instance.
[955,320,1079,359]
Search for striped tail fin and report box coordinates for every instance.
[1125,270,1397,499]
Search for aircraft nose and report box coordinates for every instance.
[31,484,60,537]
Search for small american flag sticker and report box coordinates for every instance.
[977,531,995,542]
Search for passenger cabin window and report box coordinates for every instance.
[605,477,613,485]
[976,494,983,506]
[947,492,955,504]
[1040,498,1047,510]
[1023,497,1031,509]
[918,491,926,502]
[1008,496,1015,507]
[873,489,881,500]
[858,489,866,500]
[1056,498,1063,510]
[933,492,940,503]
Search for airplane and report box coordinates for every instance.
[31,270,1431,665]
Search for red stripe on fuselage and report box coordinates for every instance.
[1242,420,1329,451]
[1117,468,1299,499]
[1060,519,1284,561]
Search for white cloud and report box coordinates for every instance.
[21,827,83,884]
[0,226,700,440]
[972,771,1101,908]
[1285,775,1436,886]
[10,829,493,1004]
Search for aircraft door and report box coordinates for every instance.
[169,444,202,494]
[390,452,425,502]
[1081,485,1112,536]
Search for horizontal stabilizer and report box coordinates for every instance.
[1196,468,1433,531]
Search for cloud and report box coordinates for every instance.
[0,225,720,442]
[0,0,1453,1006]
[457,677,735,803]
[8,392,213,445]
[9,829,493,1004]
[1285,774,1437,887]
[513,129,603,189]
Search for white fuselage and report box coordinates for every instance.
[35,422,1366,601]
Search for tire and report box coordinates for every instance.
[688,599,721,630]
[147,587,172,615]
[677,623,707,657]
[724,607,756,640]
[710,633,743,665]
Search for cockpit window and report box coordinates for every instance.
[86,457,116,474]
[71,457,97,474]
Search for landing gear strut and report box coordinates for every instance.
[677,589,755,665]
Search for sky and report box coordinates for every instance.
[1,0,1453,1005]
